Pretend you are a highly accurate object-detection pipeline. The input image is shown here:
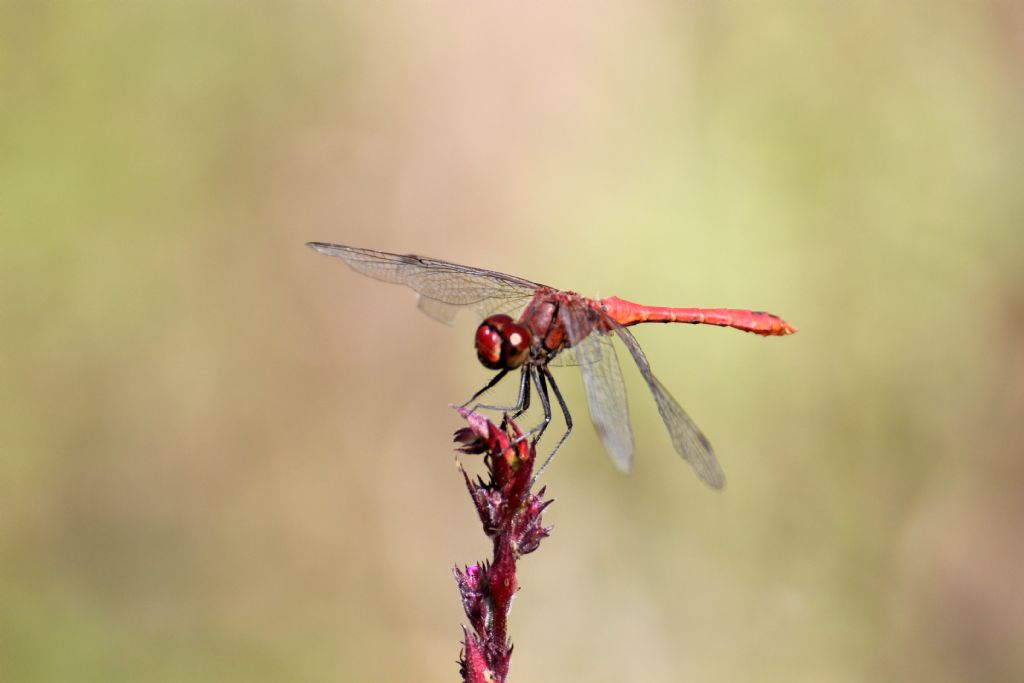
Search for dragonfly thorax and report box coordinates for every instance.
[519,295,572,361]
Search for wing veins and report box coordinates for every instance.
[606,317,726,489]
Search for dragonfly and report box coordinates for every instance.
[308,242,796,488]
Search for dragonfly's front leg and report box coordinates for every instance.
[463,368,509,407]
[465,367,530,415]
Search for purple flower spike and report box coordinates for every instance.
[452,410,553,683]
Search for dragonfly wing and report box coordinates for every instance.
[414,295,459,324]
[608,321,725,489]
[546,346,580,367]
[307,243,540,322]
[562,309,635,472]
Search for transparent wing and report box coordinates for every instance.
[608,321,725,489]
[307,242,541,323]
[547,346,580,367]
[561,308,635,472]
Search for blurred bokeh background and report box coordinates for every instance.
[3,1,1023,681]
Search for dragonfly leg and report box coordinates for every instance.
[462,368,509,408]
[510,368,531,418]
[533,366,573,481]
[512,365,552,446]
[469,368,530,414]
[528,364,552,444]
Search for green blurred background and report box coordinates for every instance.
[3,2,1023,681]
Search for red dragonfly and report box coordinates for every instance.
[308,242,796,488]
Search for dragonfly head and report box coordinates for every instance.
[476,314,531,370]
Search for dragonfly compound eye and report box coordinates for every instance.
[502,322,530,368]
[475,314,530,370]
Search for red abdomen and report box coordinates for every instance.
[600,296,796,336]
